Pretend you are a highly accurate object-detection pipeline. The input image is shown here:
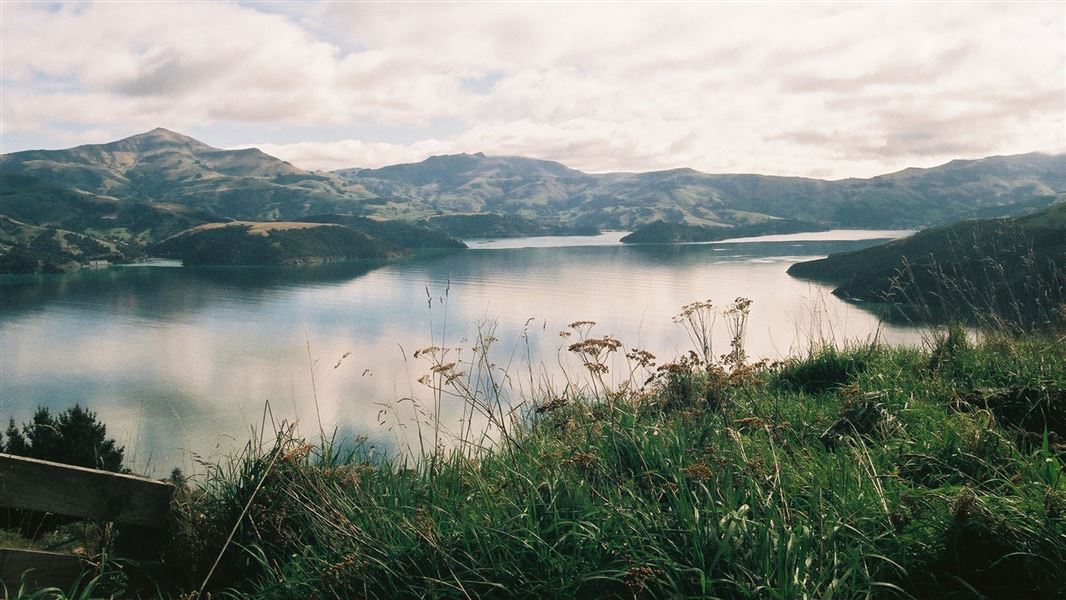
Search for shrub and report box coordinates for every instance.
[773,346,870,394]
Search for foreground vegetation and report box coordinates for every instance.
[11,300,1064,600]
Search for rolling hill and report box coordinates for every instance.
[0,215,139,274]
[0,128,372,225]
[2,128,1063,272]
[787,201,1066,327]
[0,129,462,272]
[152,222,408,266]
[337,151,1065,230]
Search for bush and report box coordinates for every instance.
[773,346,870,393]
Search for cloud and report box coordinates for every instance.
[1,2,1063,178]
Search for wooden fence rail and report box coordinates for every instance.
[0,453,174,592]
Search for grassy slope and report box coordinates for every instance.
[0,128,364,222]
[61,330,1054,600]
[6,130,1063,240]
[787,202,1066,325]
[298,214,468,249]
[0,215,139,274]
[152,222,408,266]
[343,152,1066,231]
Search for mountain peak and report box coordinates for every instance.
[106,127,215,152]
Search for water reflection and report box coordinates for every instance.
[0,235,922,475]
[0,260,393,320]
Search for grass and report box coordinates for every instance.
[10,305,1066,599]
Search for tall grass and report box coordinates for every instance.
[882,221,1066,335]
[11,299,1066,600]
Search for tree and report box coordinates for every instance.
[2,405,125,472]
[3,418,28,454]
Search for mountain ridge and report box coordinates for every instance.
[2,128,1063,272]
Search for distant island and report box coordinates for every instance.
[1,128,1063,272]
[152,221,409,266]
[417,213,600,239]
[620,219,826,244]
[787,200,1066,326]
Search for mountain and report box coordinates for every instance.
[787,200,1066,327]
[0,128,371,225]
[152,222,407,266]
[336,152,1066,230]
[2,129,1063,272]
[0,129,467,271]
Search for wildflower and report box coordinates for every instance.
[562,451,598,470]
[624,565,663,595]
[681,462,713,482]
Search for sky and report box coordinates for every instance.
[1,2,1064,179]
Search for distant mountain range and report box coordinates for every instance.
[1,128,1063,271]
[339,148,1065,231]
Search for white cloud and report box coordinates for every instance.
[1,2,1063,178]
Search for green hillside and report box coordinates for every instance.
[788,201,1066,327]
[340,152,1065,231]
[0,130,465,272]
[152,222,408,266]
[0,215,139,274]
[299,214,467,249]
[2,129,1063,271]
[0,128,366,221]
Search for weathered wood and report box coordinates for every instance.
[0,454,174,528]
[0,548,86,593]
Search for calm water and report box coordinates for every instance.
[0,230,919,473]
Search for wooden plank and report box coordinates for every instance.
[0,548,86,593]
[0,454,173,528]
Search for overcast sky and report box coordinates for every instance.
[1,2,1063,179]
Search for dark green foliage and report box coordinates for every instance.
[132,336,1066,599]
[0,215,143,274]
[959,386,1066,442]
[2,406,126,547]
[788,203,1066,329]
[897,490,1065,600]
[773,346,870,393]
[819,395,897,449]
[2,405,124,472]
[929,323,970,371]
[300,214,467,248]
[152,223,407,266]
[3,418,29,454]
[0,245,40,274]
